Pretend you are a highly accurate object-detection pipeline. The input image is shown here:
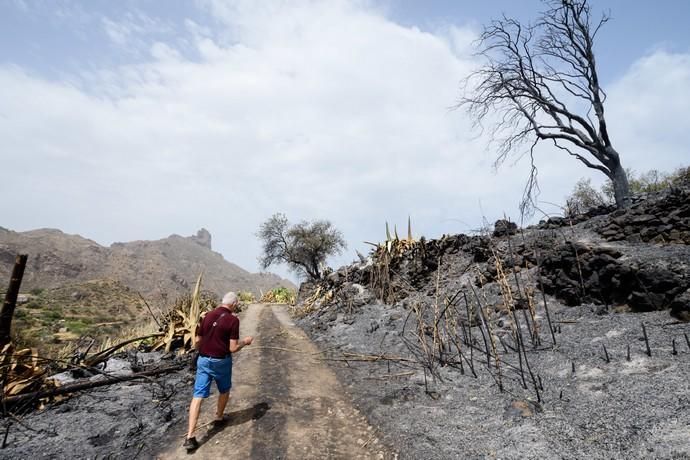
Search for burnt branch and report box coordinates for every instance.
[458,0,630,211]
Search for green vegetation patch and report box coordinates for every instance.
[65,319,89,335]
[261,286,297,304]
[11,278,148,355]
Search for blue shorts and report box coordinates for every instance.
[193,355,233,398]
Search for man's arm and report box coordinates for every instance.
[229,336,254,353]
[193,315,206,350]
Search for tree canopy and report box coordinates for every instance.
[257,213,347,280]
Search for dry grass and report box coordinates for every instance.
[293,285,334,317]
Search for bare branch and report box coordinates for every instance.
[550,139,610,175]
[457,0,630,209]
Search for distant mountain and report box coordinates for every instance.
[0,227,294,299]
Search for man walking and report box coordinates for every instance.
[184,291,253,452]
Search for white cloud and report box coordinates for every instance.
[1,1,689,280]
[102,17,131,46]
[101,10,175,57]
[606,51,690,174]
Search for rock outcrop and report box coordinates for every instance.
[191,228,212,249]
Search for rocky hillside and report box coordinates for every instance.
[0,227,293,299]
[12,279,147,352]
[301,181,690,321]
[294,181,690,459]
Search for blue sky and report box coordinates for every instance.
[4,1,689,81]
[1,0,689,281]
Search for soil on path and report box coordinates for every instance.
[158,303,391,459]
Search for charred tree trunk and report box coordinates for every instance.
[607,153,631,208]
[0,255,28,347]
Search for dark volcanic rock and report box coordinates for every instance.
[300,179,690,340]
[670,288,690,322]
[493,219,517,237]
[538,243,689,312]
[594,185,690,244]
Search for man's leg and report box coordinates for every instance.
[216,391,230,420]
[187,356,213,442]
[214,357,233,421]
[187,397,203,438]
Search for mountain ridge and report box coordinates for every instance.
[0,226,294,299]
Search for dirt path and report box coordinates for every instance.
[158,303,391,459]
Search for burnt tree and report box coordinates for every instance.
[460,0,630,213]
[1,254,28,347]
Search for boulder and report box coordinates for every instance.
[493,219,518,237]
[670,289,690,322]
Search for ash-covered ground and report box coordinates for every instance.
[295,185,690,459]
[299,302,690,459]
[2,352,194,459]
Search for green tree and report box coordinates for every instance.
[257,213,347,280]
[565,178,610,215]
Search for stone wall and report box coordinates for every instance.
[538,242,689,312]
[596,186,690,244]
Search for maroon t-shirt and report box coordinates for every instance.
[198,306,240,358]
